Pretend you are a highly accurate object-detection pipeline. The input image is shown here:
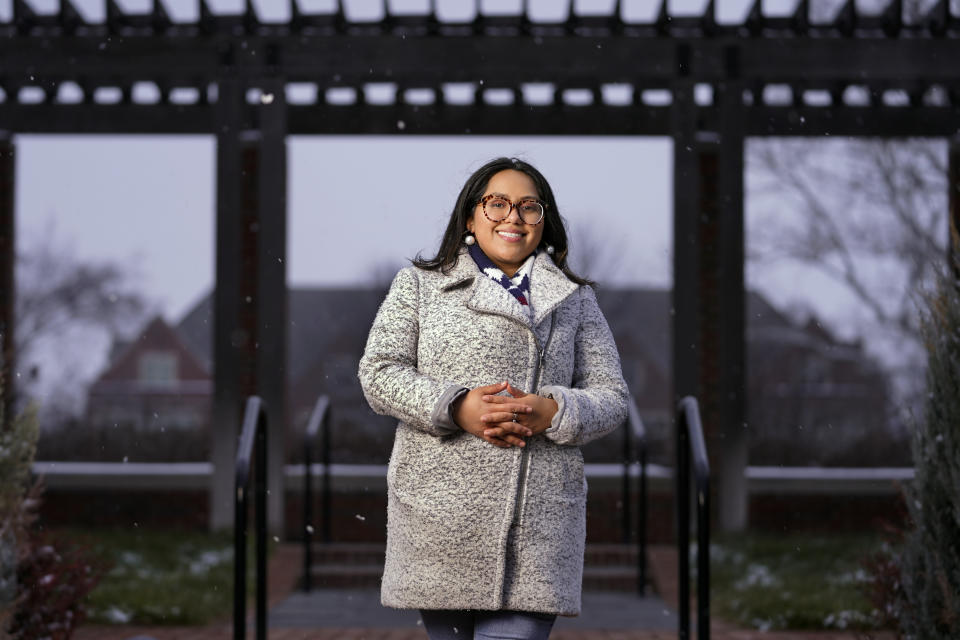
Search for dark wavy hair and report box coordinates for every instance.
[412,157,593,286]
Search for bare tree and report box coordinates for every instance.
[13,223,150,420]
[747,138,948,415]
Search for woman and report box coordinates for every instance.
[358,157,628,640]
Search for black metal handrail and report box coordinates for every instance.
[234,396,268,640]
[302,394,332,592]
[676,396,710,640]
[621,395,649,595]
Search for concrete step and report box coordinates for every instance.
[584,543,641,566]
[583,566,645,592]
[309,542,385,565]
[307,564,383,589]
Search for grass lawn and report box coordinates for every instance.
[61,528,265,625]
[706,532,888,632]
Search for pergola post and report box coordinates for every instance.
[211,78,246,532]
[672,76,703,543]
[0,133,13,429]
[672,78,701,403]
[714,78,748,532]
[254,78,289,537]
[211,79,288,537]
[673,73,749,534]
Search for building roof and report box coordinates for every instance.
[174,285,796,385]
[94,315,210,384]
[596,287,791,378]
[176,288,387,383]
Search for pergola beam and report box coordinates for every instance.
[0,103,958,137]
[0,105,214,134]
[2,36,959,84]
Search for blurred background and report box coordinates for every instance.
[16,134,937,470]
[2,0,957,634]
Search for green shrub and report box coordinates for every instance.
[1,396,41,631]
[893,269,960,638]
[0,389,108,639]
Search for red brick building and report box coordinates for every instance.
[85,316,211,431]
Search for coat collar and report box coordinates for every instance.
[441,248,579,328]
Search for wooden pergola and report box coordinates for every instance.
[1,0,958,534]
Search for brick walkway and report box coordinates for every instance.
[74,544,895,640]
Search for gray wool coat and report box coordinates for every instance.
[358,248,629,616]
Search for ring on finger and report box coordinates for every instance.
[512,411,519,422]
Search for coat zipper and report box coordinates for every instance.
[511,311,557,526]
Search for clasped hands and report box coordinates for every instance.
[452,381,559,448]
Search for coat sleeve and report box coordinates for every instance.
[358,267,466,437]
[539,286,629,446]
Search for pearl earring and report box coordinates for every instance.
[464,234,476,246]
[546,245,555,255]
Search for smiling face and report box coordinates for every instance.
[466,169,545,277]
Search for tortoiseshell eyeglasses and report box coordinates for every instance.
[477,194,545,225]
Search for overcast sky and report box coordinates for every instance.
[16,135,674,319]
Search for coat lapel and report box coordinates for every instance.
[439,248,579,332]
[530,252,580,327]
[469,276,532,327]
[438,251,478,292]
[438,250,527,326]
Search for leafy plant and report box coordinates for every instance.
[1,395,42,633]
[0,387,109,639]
[861,530,906,635]
[6,534,108,640]
[892,266,960,638]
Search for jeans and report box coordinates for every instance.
[419,609,557,640]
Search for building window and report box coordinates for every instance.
[139,351,178,387]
